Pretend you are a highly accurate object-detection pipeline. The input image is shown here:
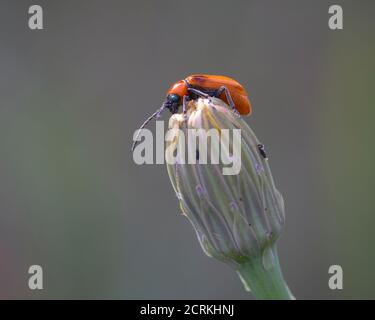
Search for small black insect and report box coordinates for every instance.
[257,144,268,159]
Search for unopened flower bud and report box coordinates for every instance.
[165,98,293,299]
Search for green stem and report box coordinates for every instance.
[236,246,295,300]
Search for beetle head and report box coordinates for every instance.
[165,93,181,114]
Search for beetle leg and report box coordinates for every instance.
[182,95,189,121]
[182,95,188,114]
[187,87,210,99]
[216,86,240,117]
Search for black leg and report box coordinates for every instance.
[187,87,210,98]
[216,86,240,116]
[182,95,188,114]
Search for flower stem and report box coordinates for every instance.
[236,246,294,300]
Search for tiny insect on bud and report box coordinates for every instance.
[165,97,294,300]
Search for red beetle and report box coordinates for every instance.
[132,74,252,150]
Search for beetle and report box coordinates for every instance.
[132,74,252,150]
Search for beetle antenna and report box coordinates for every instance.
[131,104,166,151]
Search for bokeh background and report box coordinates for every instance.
[0,0,374,299]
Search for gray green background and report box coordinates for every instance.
[0,0,374,299]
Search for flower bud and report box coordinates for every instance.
[165,98,285,267]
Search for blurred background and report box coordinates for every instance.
[0,0,374,299]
